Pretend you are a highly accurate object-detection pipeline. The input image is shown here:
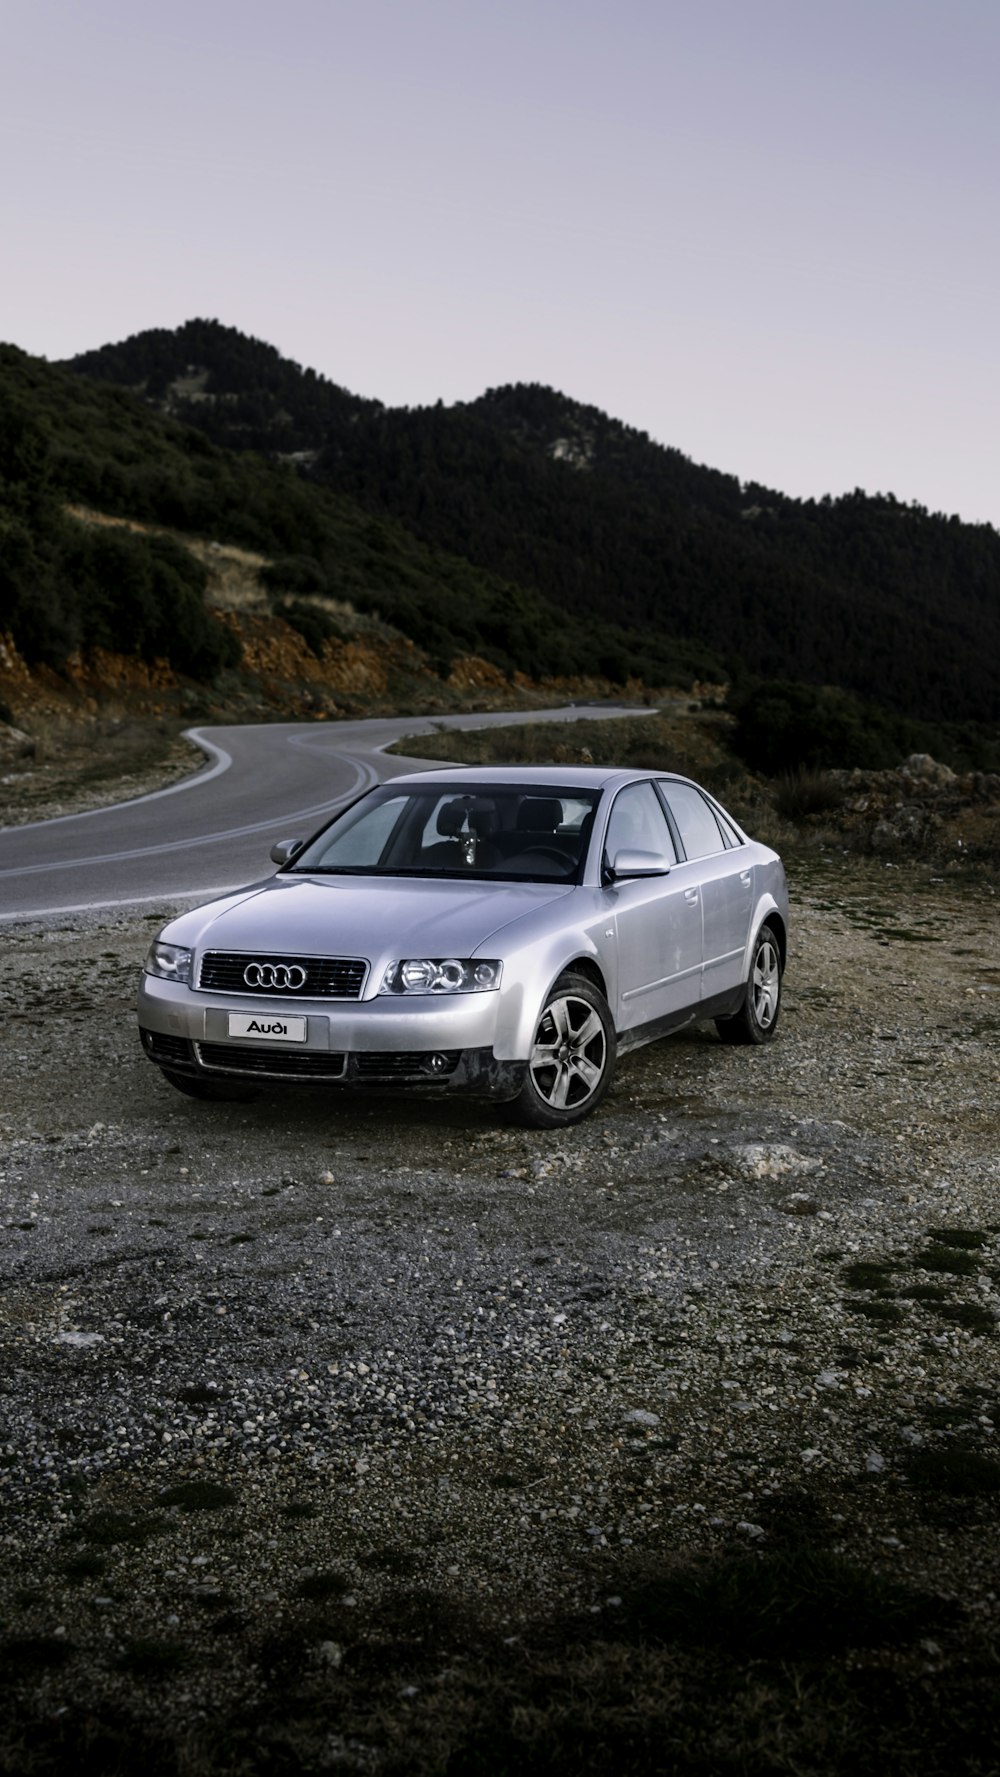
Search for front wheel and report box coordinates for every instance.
[506,974,616,1128]
[715,924,782,1046]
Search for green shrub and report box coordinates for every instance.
[730,679,920,774]
[274,598,348,656]
[261,554,330,598]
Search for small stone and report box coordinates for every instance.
[623,1409,660,1427]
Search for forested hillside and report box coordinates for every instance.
[0,345,716,688]
[66,320,1000,726]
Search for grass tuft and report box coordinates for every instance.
[116,1638,189,1678]
[935,1302,997,1336]
[60,1552,107,1581]
[925,1227,989,1250]
[845,1297,904,1324]
[841,1260,897,1293]
[296,1570,350,1601]
[616,1546,941,1659]
[913,1246,979,1276]
[1,1634,75,1671]
[773,769,846,821]
[906,1448,1000,1496]
[156,1480,237,1512]
[80,1510,165,1548]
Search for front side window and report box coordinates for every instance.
[604,782,676,866]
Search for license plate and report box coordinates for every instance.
[228,1013,307,1043]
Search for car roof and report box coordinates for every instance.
[388,765,683,793]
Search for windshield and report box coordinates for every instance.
[290,783,600,883]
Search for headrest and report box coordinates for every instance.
[436,798,497,838]
[516,797,564,832]
[436,798,472,837]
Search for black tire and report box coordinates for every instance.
[161,1068,257,1103]
[715,923,782,1046]
[506,973,616,1128]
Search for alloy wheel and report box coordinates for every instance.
[528,992,609,1111]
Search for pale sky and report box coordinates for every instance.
[3,0,998,526]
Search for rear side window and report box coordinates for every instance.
[658,782,730,860]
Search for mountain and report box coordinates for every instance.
[69,318,378,456]
[65,321,1000,726]
[1,343,713,691]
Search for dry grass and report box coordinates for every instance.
[390,711,750,795]
[0,717,199,824]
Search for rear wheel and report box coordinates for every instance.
[715,923,782,1046]
[507,974,616,1128]
[161,1068,257,1103]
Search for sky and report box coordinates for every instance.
[3,0,998,527]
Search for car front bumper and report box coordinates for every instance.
[137,975,523,1098]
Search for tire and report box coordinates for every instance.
[507,973,616,1128]
[161,1068,257,1103]
[715,923,782,1046]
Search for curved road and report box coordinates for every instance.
[0,707,647,921]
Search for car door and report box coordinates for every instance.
[602,781,703,1033]
[657,781,754,1003]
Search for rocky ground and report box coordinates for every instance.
[1,842,999,1773]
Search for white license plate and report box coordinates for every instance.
[228,1013,307,1043]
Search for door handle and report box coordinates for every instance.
[740,871,752,885]
[684,888,699,903]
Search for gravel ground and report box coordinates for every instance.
[2,854,999,1771]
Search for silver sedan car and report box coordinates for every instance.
[137,766,788,1127]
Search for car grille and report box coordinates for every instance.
[198,952,367,999]
[354,1051,461,1078]
[196,1043,348,1079]
[141,1030,194,1067]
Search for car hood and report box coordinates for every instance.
[172,874,573,964]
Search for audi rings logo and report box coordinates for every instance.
[243,961,308,991]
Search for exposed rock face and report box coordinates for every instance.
[899,752,957,789]
[447,655,510,692]
[0,721,33,760]
[0,633,34,695]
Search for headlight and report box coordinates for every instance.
[144,940,194,985]
[378,958,502,995]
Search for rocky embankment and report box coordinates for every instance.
[823,752,1000,862]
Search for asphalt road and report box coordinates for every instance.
[0,706,645,921]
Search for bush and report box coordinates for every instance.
[274,598,347,657]
[773,768,846,820]
[730,679,922,775]
[261,554,330,598]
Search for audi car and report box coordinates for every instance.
[137,766,788,1127]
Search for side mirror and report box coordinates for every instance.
[270,837,305,866]
[608,847,672,880]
